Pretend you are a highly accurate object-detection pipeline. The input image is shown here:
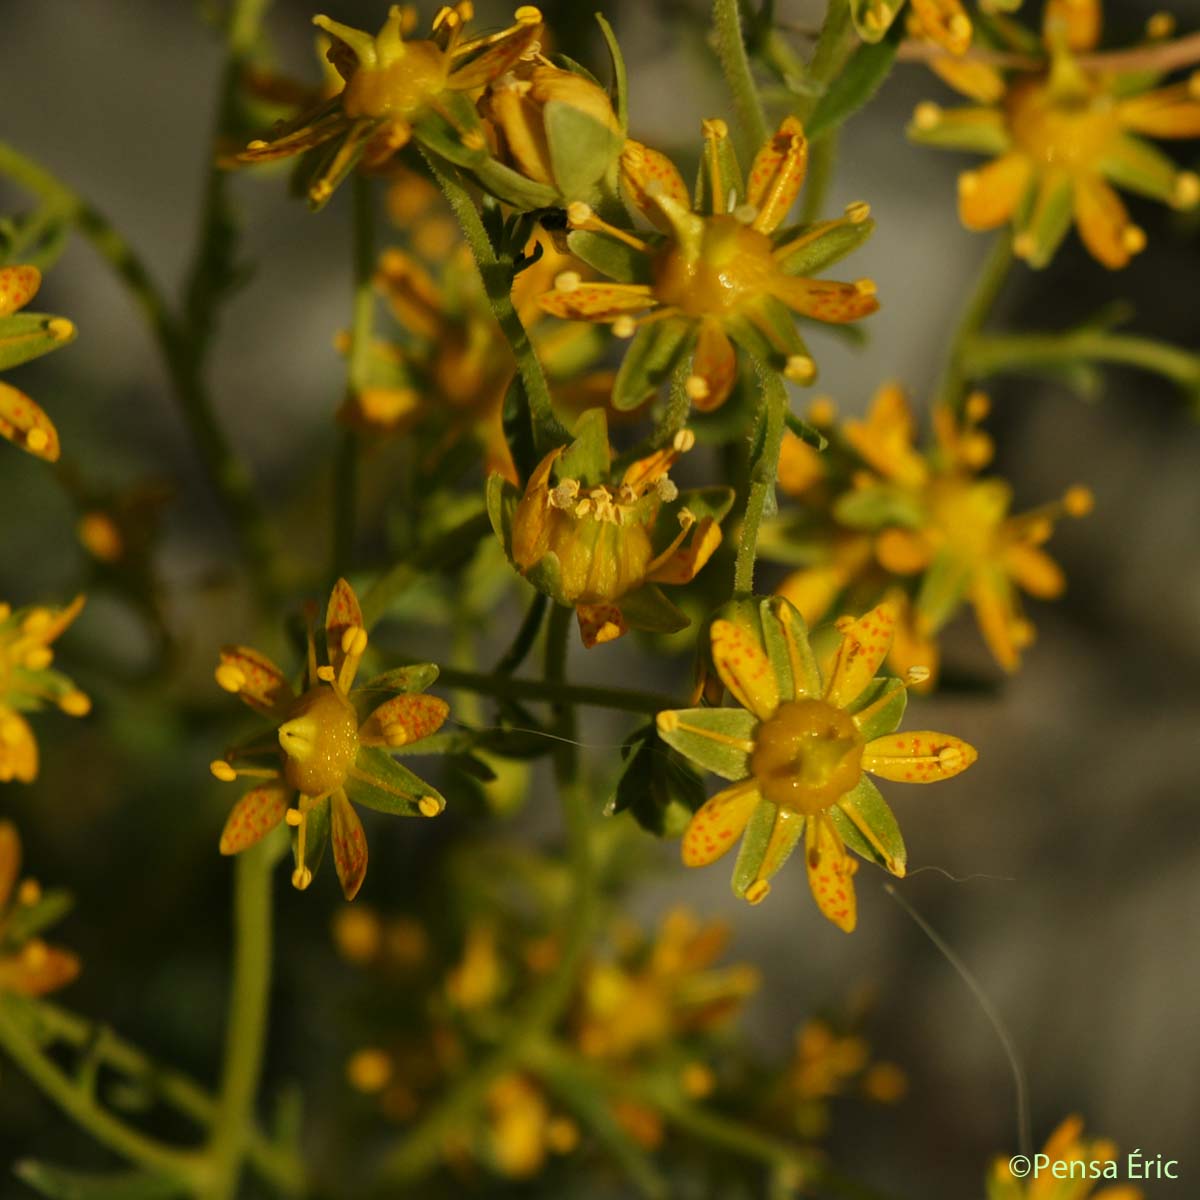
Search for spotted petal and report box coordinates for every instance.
[710,618,780,720]
[577,602,628,647]
[746,116,808,234]
[331,790,368,901]
[681,781,761,867]
[218,783,290,855]
[326,578,366,686]
[769,276,879,324]
[359,693,449,748]
[0,381,59,462]
[0,266,40,317]
[823,603,896,710]
[690,319,738,411]
[619,140,692,231]
[217,645,293,714]
[1073,173,1138,270]
[805,814,857,933]
[863,731,978,782]
[538,282,657,322]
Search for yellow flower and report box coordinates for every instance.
[225,3,543,208]
[909,0,1200,267]
[0,821,80,996]
[988,1115,1143,1200]
[492,412,731,646]
[657,598,977,932]
[574,908,759,1060]
[0,265,77,462]
[0,596,90,784]
[539,116,878,410]
[857,0,973,55]
[211,579,449,899]
[484,1074,577,1178]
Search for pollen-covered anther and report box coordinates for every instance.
[291,866,314,890]
[554,270,582,293]
[1012,232,1036,260]
[854,278,877,296]
[25,428,50,453]
[215,663,247,693]
[1171,171,1200,209]
[785,355,816,383]
[701,117,729,139]
[744,879,770,905]
[964,390,990,422]
[283,807,303,827]
[23,646,52,670]
[677,505,696,529]
[656,710,680,734]
[913,102,942,131]
[550,478,580,509]
[566,201,594,227]
[210,760,238,782]
[461,129,486,152]
[656,477,679,503]
[617,483,638,505]
[673,428,696,453]
[1148,11,1176,38]
[382,722,409,747]
[418,794,444,817]
[47,318,75,341]
[845,200,871,224]
[937,745,965,771]
[685,374,710,401]
[22,940,49,970]
[317,665,336,683]
[514,4,542,23]
[612,315,637,338]
[247,139,268,150]
[1064,485,1094,517]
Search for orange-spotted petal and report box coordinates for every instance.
[577,603,628,647]
[619,140,692,231]
[326,577,366,687]
[218,783,290,854]
[331,790,368,901]
[216,645,293,714]
[0,265,41,317]
[770,276,879,325]
[690,320,738,411]
[805,814,857,933]
[746,116,808,234]
[710,618,780,720]
[538,282,657,322]
[0,382,60,462]
[681,781,761,867]
[863,731,978,782]
[958,153,1034,231]
[823,603,897,710]
[359,692,449,747]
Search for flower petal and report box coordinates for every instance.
[331,790,368,901]
[218,783,290,855]
[806,814,857,933]
[910,0,972,55]
[690,320,738,411]
[1117,86,1200,140]
[969,568,1020,671]
[769,276,879,325]
[619,140,692,231]
[863,731,978,782]
[577,602,628,647]
[647,516,722,585]
[539,281,657,322]
[957,153,1033,231]
[326,577,366,687]
[359,693,449,748]
[0,381,59,462]
[0,265,40,317]
[0,709,38,783]
[216,645,293,714]
[681,781,761,867]
[710,618,780,721]
[1073,174,1140,269]
[822,603,897,710]
[746,116,808,234]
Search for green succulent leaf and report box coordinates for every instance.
[760,595,822,699]
[774,217,876,278]
[807,23,901,141]
[565,229,651,285]
[546,102,625,201]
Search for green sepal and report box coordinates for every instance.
[412,96,488,171]
[501,375,541,484]
[807,23,901,141]
[656,706,757,781]
[470,155,560,211]
[0,313,77,371]
[1017,170,1074,270]
[546,101,625,201]
[619,584,689,635]
[304,123,372,212]
[13,1162,187,1200]
[350,664,441,723]
[1,888,73,948]
[733,800,805,897]
[905,109,1011,156]
[833,483,926,530]
[524,550,570,606]
[565,229,652,284]
[295,794,330,882]
[831,775,906,874]
[775,215,876,278]
[612,316,693,410]
[760,595,822,700]
[346,747,441,817]
[847,676,907,740]
[607,722,706,838]
[694,127,744,215]
[555,407,611,487]
[486,471,520,559]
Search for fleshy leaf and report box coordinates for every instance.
[566,229,651,284]
[760,595,822,701]
[0,311,77,371]
[545,101,624,199]
[847,675,907,740]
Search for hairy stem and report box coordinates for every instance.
[733,370,788,596]
[713,0,770,149]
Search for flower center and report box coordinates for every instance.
[342,41,449,120]
[652,216,778,317]
[925,476,1008,566]
[750,700,864,815]
[1006,78,1119,171]
[278,685,360,797]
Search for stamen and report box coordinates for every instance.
[612,315,637,338]
[854,278,877,296]
[554,270,582,293]
[514,5,542,23]
[47,318,75,341]
[731,202,758,225]
[964,391,990,422]
[1146,11,1175,38]
[566,201,650,252]
[382,722,408,747]
[418,795,444,817]
[1063,485,1094,517]
[744,880,770,905]
[341,625,368,658]
[291,865,314,890]
[23,646,52,670]
[904,666,931,687]
[1172,171,1200,209]
[285,807,304,826]
[672,429,695,453]
[845,200,871,224]
[317,665,336,683]
[25,428,50,453]
[550,478,580,509]
[937,745,964,771]
[784,355,816,384]
[215,663,246,693]
[656,477,679,503]
[1121,225,1146,255]
[210,760,238,782]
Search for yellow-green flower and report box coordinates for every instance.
[0,265,77,461]
[775,385,1092,679]
[540,116,878,410]
[856,0,975,55]
[988,1115,1142,1200]
[909,0,1200,267]
[657,598,977,932]
[210,578,449,900]
[224,3,543,209]
[0,821,80,996]
[0,596,90,784]
[490,409,732,646]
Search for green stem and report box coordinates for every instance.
[332,174,374,580]
[421,150,563,453]
[27,1000,303,1194]
[0,998,208,1188]
[796,0,856,121]
[614,361,691,472]
[207,838,279,1199]
[494,591,548,675]
[934,232,1014,415]
[381,606,598,1186]
[713,0,770,149]
[961,329,1200,400]
[733,371,787,596]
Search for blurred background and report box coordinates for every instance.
[2,0,1199,1196]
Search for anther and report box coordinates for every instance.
[1012,232,1036,260]
[514,5,542,23]
[1121,225,1146,255]
[656,477,679,503]
[744,879,771,905]
[215,663,246,693]
[291,866,314,890]
[731,202,758,225]
[965,390,990,422]
[685,374,710,401]
[1172,171,1200,209]
[672,428,695,453]
[210,760,238,782]
[854,278,877,296]
[905,666,931,686]
[612,315,637,338]
[937,745,964,771]
[701,117,729,139]
[845,200,871,223]
[566,201,593,227]
[656,710,680,733]
[317,665,336,683]
[554,270,582,293]
[546,1117,579,1154]
[383,722,408,746]
[913,102,942,131]
[285,807,304,827]
[23,647,52,670]
[1063,485,1094,517]
[247,139,268,150]
[677,505,695,529]
[60,689,92,718]
[808,396,836,426]
[47,318,75,341]
[418,795,444,817]
[341,625,368,658]
[347,1048,393,1093]
[26,428,50,453]
[17,879,41,906]
[550,478,579,508]
[1146,11,1175,38]
[22,940,49,970]
[784,355,816,383]
[958,171,980,196]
